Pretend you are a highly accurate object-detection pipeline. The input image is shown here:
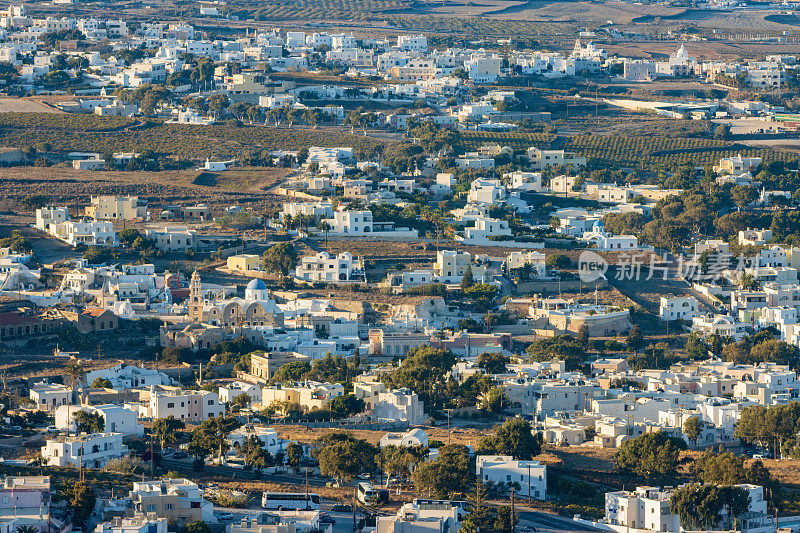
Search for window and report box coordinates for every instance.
[167,403,174,408]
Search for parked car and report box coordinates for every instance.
[332,504,352,513]
[216,513,234,522]
[172,451,188,459]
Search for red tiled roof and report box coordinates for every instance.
[0,313,40,326]
[82,307,108,317]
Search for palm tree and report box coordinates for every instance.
[317,221,331,246]
[17,525,39,533]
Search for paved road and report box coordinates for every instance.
[517,510,605,532]
[160,457,330,485]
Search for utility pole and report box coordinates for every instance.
[150,431,154,478]
[352,483,357,532]
[511,489,515,528]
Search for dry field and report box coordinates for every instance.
[471,0,684,23]
[0,164,291,212]
[0,98,63,113]
[274,424,486,447]
[603,40,800,62]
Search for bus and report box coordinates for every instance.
[262,492,321,510]
[357,482,377,504]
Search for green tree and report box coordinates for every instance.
[241,435,272,470]
[184,522,211,533]
[328,394,365,419]
[379,445,428,484]
[460,265,475,290]
[626,325,645,351]
[305,353,360,384]
[188,415,240,460]
[412,444,472,498]
[693,451,781,505]
[312,432,378,487]
[262,242,298,280]
[286,442,304,473]
[232,393,251,411]
[383,346,457,411]
[90,377,112,389]
[152,415,185,450]
[494,506,517,532]
[478,386,508,414]
[73,410,104,434]
[68,481,96,525]
[731,185,758,210]
[683,416,703,445]
[670,484,749,531]
[463,283,499,312]
[476,417,542,460]
[526,335,586,372]
[576,324,591,350]
[269,361,312,384]
[614,432,687,479]
[477,352,509,374]
[545,253,572,270]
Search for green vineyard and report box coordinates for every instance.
[461,131,799,169]
[229,0,415,21]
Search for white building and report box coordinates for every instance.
[96,516,168,533]
[30,382,73,412]
[55,403,143,436]
[581,221,638,251]
[692,314,747,341]
[465,54,502,83]
[659,296,699,321]
[128,478,213,523]
[604,484,772,533]
[505,251,546,276]
[528,148,586,171]
[47,219,116,247]
[144,226,197,252]
[323,210,373,234]
[84,363,170,390]
[433,250,486,284]
[397,35,427,52]
[294,251,366,283]
[138,386,225,421]
[281,201,334,221]
[739,228,773,246]
[379,428,428,448]
[505,171,543,192]
[467,178,506,205]
[219,381,263,404]
[373,388,425,425]
[228,426,283,455]
[461,216,512,244]
[85,196,147,221]
[35,206,69,233]
[41,432,128,468]
[476,455,546,499]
